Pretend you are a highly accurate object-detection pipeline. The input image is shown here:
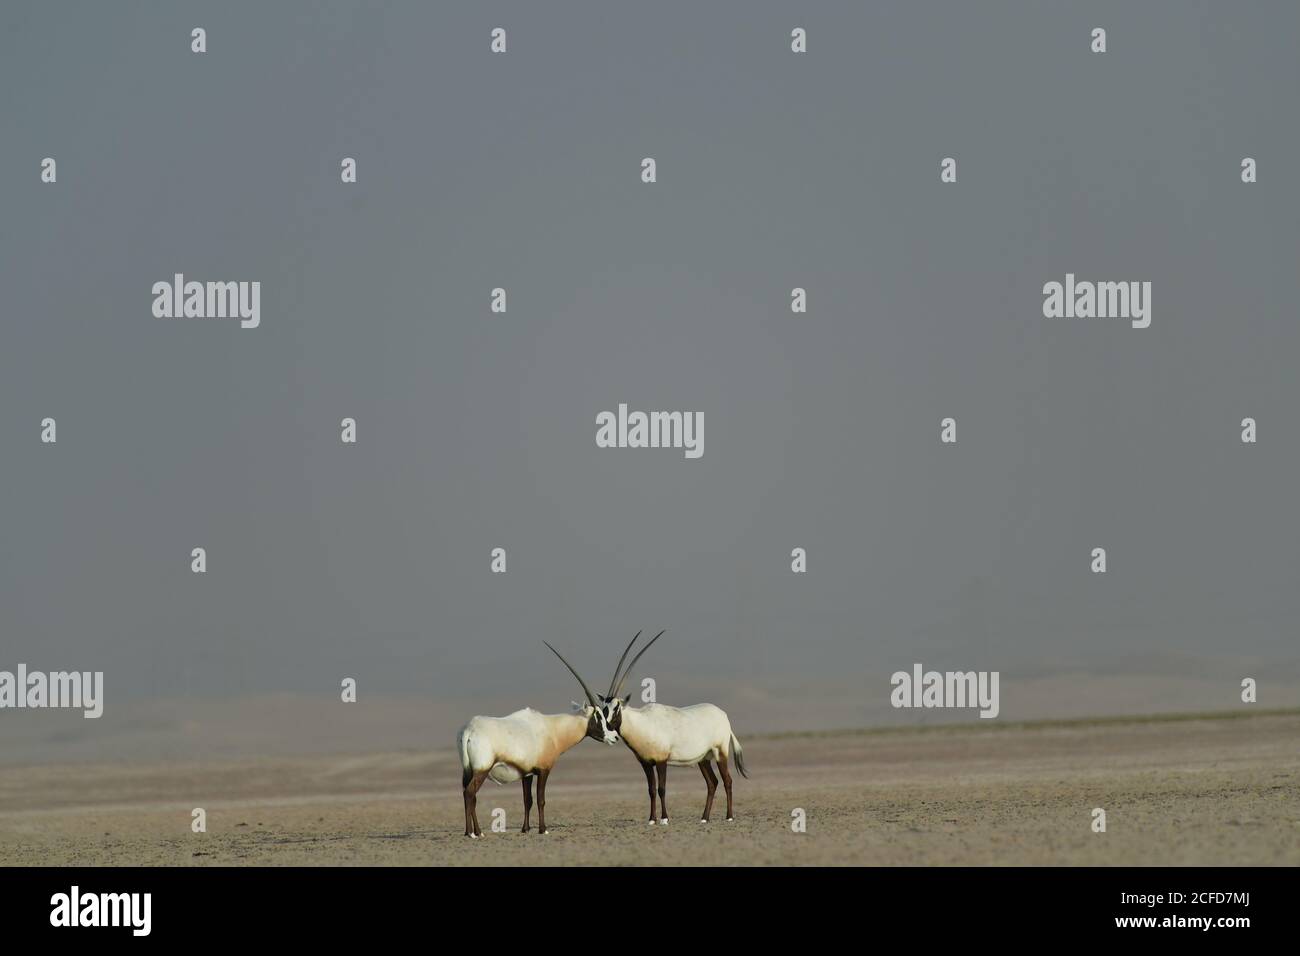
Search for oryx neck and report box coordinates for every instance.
[615,705,649,748]
[544,711,589,752]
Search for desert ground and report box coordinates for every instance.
[1,710,1297,866]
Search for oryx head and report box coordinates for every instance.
[544,641,621,744]
[594,628,666,737]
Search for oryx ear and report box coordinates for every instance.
[570,700,584,713]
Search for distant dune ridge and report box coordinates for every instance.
[2,655,1297,766]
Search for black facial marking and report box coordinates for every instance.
[585,707,613,741]
[604,701,624,732]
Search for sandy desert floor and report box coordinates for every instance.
[1,710,1297,866]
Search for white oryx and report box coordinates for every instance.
[456,642,618,837]
[590,631,749,825]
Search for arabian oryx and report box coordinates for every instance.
[593,631,749,825]
[456,642,622,837]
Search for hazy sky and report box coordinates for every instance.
[2,2,1298,734]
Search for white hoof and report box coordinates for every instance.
[726,816,735,822]
[660,818,669,826]
[700,818,708,824]
[648,820,656,826]
[470,833,479,839]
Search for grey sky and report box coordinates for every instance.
[2,2,1297,749]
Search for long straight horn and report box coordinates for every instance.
[543,642,599,709]
[606,630,642,699]
[612,629,666,700]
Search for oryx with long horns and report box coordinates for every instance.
[592,630,749,825]
[455,642,620,837]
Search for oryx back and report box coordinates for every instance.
[458,708,556,784]
[626,702,735,766]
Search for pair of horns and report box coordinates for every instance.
[606,629,665,700]
[544,629,666,709]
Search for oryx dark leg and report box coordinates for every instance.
[641,759,658,824]
[462,769,473,836]
[521,774,534,833]
[717,752,735,821]
[469,771,487,837]
[536,767,551,834]
[463,769,488,837]
[698,758,718,822]
[655,761,669,825]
